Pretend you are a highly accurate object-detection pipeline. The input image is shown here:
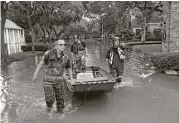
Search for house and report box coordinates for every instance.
[4,19,25,55]
[129,10,162,39]
[162,2,179,52]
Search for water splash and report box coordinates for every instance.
[113,76,135,90]
[140,72,155,79]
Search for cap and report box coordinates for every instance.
[113,37,119,41]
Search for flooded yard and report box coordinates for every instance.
[1,40,179,123]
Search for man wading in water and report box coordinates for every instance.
[71,35,88,72]
[106,37,126,83]
[32,39,74,114]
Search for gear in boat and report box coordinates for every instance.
[66,66,117,92]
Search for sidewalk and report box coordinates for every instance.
[1,51,44,66]
[127,41,161,45]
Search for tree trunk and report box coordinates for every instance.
[46,28,51,43]
[27,17,35,53]
[52,26,57,39]
[115,18,121,35]
[141,17,146,42]
[56,26,67,39]
[40,26,46,43]
[66,35,69,42]
[1,1,8,61]
[49,33,51,43]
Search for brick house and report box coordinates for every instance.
[162,2,179,52]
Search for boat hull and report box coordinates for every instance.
[67,66,116,92]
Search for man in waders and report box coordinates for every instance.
[106,37,126,83]
[32,39,74,114]
[71,35,88,72]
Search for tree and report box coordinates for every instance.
[8,1,39,53]
[7,1,86,45]
[86,1,163,42]
[34,1,85,42]
[52,1,85,39]
[87,1,132,37]
[64,20,88,39]
[1,1,10,61]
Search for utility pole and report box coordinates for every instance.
[102,16,104,40]
[101,13,106,42]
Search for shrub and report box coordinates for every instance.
[21,45,49,52]
[151,53,179,72]
[25,35,32,43]
[21,45,32,52]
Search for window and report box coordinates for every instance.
[136,29,142,35]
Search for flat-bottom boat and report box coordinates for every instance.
[66,66,116,92]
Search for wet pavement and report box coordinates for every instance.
[1,40,179,123]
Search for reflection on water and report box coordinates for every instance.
[0,40,155,122]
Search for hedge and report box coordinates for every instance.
[151,53,179,72]
[21,45,49,52]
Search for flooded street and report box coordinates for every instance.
[1,40,179,123]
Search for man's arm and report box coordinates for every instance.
[71,45,75,62]
[65,59,74,84]
[71,52,74,62]
[32,59,45,82]
[64,67,74,91]
[85,47,88,57]
[67,68,74,84]
[81,41,88,57]
[106,49,111,72]
[32,50,49,82]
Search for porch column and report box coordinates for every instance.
[12,29,16,53]
[6,29,10,54]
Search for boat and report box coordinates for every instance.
[66,66,117,92]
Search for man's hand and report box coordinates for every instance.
[120,43,126,48]
[72,59,75,64]
[70,79,75,85]
[85,53,88,58]
[72,57,75,63]
[32,74,37,82]
[66,79,74,91]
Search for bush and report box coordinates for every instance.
[25,35,32,43]
[21,45,49,52]
[151,53,179,72]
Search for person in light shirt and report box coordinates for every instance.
[106,37,126,83]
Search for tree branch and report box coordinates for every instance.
[6,7,20,13]
[46,27,50,35]
[15,2,26,11]
[52,26,58,37]
[57,26,67,38]
[155,1,162,8]
[29,2,36,17]
[4,2,11,12]
[154,8,163,13]
[144,1,147,10]
[42,3,48,16]
[134,2,140,8]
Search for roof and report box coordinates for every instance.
[5,19,23,30]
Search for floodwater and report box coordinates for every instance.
[1,40,179,123]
